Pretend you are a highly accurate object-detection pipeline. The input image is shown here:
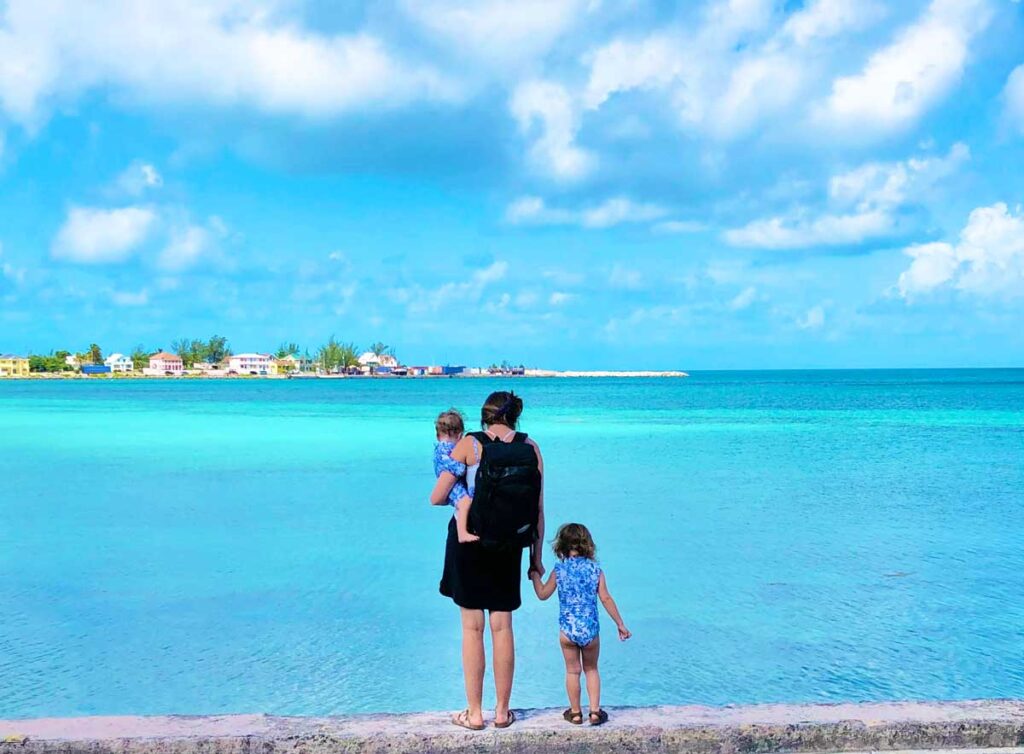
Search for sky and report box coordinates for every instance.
[1,0,1023,370]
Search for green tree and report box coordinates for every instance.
[276,342,300,359]
[88,343,103,365]
[205,335,231,364]
[171,338,195,367]
[317,337,360,373]
[188,339,207,366]
[339,342,360,372]
[28,351,74,372]
[369,342,393,358]
[130,345,150,371]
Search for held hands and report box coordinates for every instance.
[617,624,632,641]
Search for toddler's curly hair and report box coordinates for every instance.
[435,408,465,437]
[552,522,596,560]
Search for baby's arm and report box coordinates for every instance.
[530,569,557,600]
[597,572,631,640]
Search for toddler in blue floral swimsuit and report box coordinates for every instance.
[432,409,478,543]
[530,522,630,726]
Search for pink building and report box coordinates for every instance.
[146,352,184,375]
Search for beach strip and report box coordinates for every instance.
[3,699,1023,754]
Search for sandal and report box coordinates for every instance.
[589,709,609,726]
[452,709,485,731]
[563,709,583,725]
[494,710,517,729]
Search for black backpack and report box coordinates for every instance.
[467,431,541,549]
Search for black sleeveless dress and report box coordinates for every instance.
[440,517,523,611]
[439,435,526,611]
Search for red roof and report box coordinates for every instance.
[150,352,182,361]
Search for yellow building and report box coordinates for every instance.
[0,354,30,377]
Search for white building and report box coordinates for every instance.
[104,353,134,373]
[358,351,399,373]
[144,352,184,375]
[228,353,273,374]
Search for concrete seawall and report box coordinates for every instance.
[3,700,1024,754]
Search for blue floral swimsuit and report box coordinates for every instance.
[434,441,469,511]
[555,557,602,647]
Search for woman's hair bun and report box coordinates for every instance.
[481,390,524,429]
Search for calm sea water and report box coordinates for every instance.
[1,371,1023,719]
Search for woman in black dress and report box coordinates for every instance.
[430,391,545,730]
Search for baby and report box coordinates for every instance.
[433,408,478,543]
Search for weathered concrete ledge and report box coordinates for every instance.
[2,700,1024,754]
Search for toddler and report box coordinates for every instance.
[530,522,630,726]
[433,409,478,543]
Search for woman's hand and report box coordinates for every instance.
[617,624,632,641]
[530,555,545,578]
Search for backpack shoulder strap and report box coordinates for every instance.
[469,431,493,447]
[513,432,529,443]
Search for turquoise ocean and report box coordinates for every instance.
[1,371,1023,719]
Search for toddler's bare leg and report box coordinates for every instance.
[582,636,601,713]
[455,497,479,542]
[559,631,582,712]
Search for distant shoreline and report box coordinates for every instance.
[0,370,689,380]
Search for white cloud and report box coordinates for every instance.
[725,210,893,249]
[158,224,210,271]
[817,0,992,134]
[111,288,149,306]
[898,202,1024,298]
[52,205,156,264]
[582,197,667,228]
[727,142,969,249]
[583,34,685,111]
[116,161,162,196]
[506,195,667,229]
[828,142,968,210]
[1004,64,1024,133]
[582,0,882,140]
[608,265,643,290]
[399,261,509,314]
[797,304,826,329]
[505,196,574,225]
[510,80,593,181]
[0,0,456,129]
[653,220,707,234]
[781,0,885,46]
[729,286,758,310]
[549,291,574,305]
[0,244,26,287]
[402,0,588,72]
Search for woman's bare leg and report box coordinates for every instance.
[581,636,601,713]
[460,608,485,726]
[489,611,514,724]
[559,631,583,712]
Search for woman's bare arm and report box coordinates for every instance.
[430,471,457,506]
[598,572,631,640]
[528,438,545,575]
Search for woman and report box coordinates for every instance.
[430,390,545,730]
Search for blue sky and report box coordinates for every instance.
[1,0,1023,369]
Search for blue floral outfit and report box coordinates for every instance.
[434,441,469,511]
[555,556,602,647]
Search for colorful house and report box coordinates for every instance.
[145,352,184,375]
[228,353,272,374]
[104,353,134,373]
[0,354,30,377]
[358,351,398,374]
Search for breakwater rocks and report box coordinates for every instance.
[2,700,1024,754]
